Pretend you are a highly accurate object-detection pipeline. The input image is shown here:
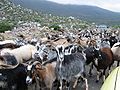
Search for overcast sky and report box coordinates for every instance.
[47,0,120,12]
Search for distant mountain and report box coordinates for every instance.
[10,0,120,25]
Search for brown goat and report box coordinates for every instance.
[26,61,56,90]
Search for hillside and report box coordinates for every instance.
[0,0,93,41]
[10,0,120,25]
[0,0,90,32]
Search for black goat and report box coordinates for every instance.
[109,36,118,48]
[0,64,27,90]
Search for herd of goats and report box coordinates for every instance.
[0,29,120,90]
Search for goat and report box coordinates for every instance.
[64,44,84,55]
[1,44,36,63]
[14,38,27,46]
[0,64,27,90]
[85,47,113,82]
[55,45,88,90]
[34,43,57,63]
[26,60,56,90]
[109,36,118,48]
[50,38,70,47]
[74,37,89,48]
[111,42,120,66]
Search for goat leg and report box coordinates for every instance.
[89,63,94,76]
[59,79,63,90]
[103,69,106,82]
[108,61,114,74]
[79,76,88,90]
[84,78,88,90]
[66,82,70,90]
[96,71,100,83]
[108,66,111,75]
[117,61,120,67]
[73,77,78,88]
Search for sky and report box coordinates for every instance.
[47,0,120,12]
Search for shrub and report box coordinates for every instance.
[49,25,61,30]
[112,25,120,29]
[0,21,14,33]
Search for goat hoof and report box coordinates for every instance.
[96,80,99,83]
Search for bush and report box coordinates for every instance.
[0,21,14,33]
[49,25,61,30]
[112,25,120,29]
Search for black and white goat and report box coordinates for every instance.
[34,43,57,63]
[64,44,84,55]
[55,45,88,90]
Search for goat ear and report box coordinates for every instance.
[35,64,41,69]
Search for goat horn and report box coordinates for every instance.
[33,61,46,70]
[33,61,41,66]
[0,63,19,69]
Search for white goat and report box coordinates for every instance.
[111,42,120,66]
[1,44,36,63]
